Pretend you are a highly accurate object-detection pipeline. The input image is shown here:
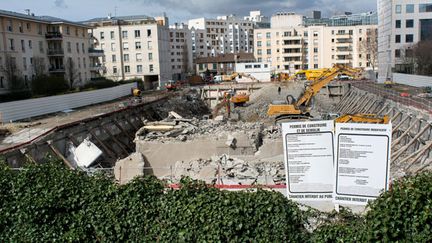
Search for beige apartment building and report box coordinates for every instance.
[85,15,172,90]
[169,23,193,80]
[0,9,101,94]
[254,12,378,74]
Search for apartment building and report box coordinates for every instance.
[0,9,100,94]
[188,14,255,58]
[254,12,377,74]
[169,23,193,80]
[84,15,172,90]
[378,0,432,82]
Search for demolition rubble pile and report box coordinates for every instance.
[135,111,281,143]
[171,155,286,185]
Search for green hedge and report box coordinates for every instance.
[1,159,431,242]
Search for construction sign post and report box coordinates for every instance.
[282,121,335,201]
[333,122,392,205]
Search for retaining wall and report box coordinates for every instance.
[393,73,432,87]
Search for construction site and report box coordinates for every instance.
[0,65,431,211]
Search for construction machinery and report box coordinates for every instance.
[165,80,179,91]
[384,79,394,88]
[222,72,260,83]
[267,64,363,122]
[230,92,250,106]
[335,113,390,124]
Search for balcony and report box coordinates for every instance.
[45,32,63,40]
[47,49,64,56]
[49,66,65,73]
[88,48,104,57]
[89,64,104,72]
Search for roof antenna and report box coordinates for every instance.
[114,6,118,17]
[24,9,31,15]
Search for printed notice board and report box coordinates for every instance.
[282,120,335,201]
[333,122,392,205]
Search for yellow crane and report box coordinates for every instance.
[267,64,363,122]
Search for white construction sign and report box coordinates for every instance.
[282,121,334,201]
[333,122,392,205]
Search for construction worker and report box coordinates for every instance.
[278,86,281,95]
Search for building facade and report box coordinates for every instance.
[169,23,193,80]
[378,0,432,82]
[188,15,255,58]
[0,9,101,94]
[85,15,172,90]
[254,12,377,75]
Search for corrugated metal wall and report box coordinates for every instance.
[393,73,432,87]
[0,83,137,123]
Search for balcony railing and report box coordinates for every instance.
[88,48,104,54]
[45,32,63,39]
[47,49,64,56]
[49,66,65,72]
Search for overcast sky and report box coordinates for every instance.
[2,0,377,23]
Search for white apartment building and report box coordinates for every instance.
[188,15,255,58]
[254,13,377,74]
[169,23,193,80]
[0,9,100,94]
[378,0,432,82]
[85,15,172,90]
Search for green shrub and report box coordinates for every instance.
[82,78,118,90]
[31,75,69,96]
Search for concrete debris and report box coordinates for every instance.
[172,155,285,185]
[114,152,146,184]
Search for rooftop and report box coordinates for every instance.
[83,15,155,23]
[0,9,90,28]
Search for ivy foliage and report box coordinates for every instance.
[1,159,431,242]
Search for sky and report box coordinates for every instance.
[1,0,377,23]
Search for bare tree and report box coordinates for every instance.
[358,29,378,71]
[412,40,432,75]
[32,56,47,78]
[0,54,25,91]
[65,58,78,89]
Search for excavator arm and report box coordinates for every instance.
[335,114,390,124]
[294,64,361,109]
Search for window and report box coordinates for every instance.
[113,66,117,74]
[9,39,14,50]
[266,40,271,47]
[82,43,85,53]
[75,28,78,36]
[124,54,129,62]
[257,58,262,62]
[314,64,318,68]
[395,49,401,58]
[257,33,262,39]
[110,31,115,39]
[136,53,142,62]
[67,42,72,53]
[254,64,261,68]
[23,57,27,70]
[39,41,44,53]
[266,32,271,38]
[123,42,129,50]
[26,22,31,30]
[395,20,401,28]
[137,65,143,73]
[257,49,262,55]
[111,43,115,51]
[0,77,3,88]
[21,40,25,52]
[419,4,432,12]
[28,40,32,49]
[147,41,152,49]
[135,30,140,38]
[76,43,79,53]
[266,49,271,55]
[148,53,153,61]
[147,29,151,37]
[135,41,141,49]
[395,35,401,43]
[122,31,128,38]
[66,26,70,35]
[149,64,154,72]
[19,22,23,33]
[100,32,105,40]
[406,34,414,43]
[83,58,86,68]
[125,65,130,73]
[313,31,318,37]
[257,41,262,47]
[406,4,414,13]
[78,57,81,68]
[38,24,42,35]
[112,54,116,62]
[406,19,414,28]
[395,4,401,14]
[245,65,252,69]
[100,43,105,50]
[314,47,318,53]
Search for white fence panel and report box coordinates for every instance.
[393,73,432,87]
[0,83,137,123]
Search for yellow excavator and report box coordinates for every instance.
[335,113,390,124]
[223,72,260,83]
[267,64,364,122]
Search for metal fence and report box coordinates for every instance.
[0,83,137,123]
